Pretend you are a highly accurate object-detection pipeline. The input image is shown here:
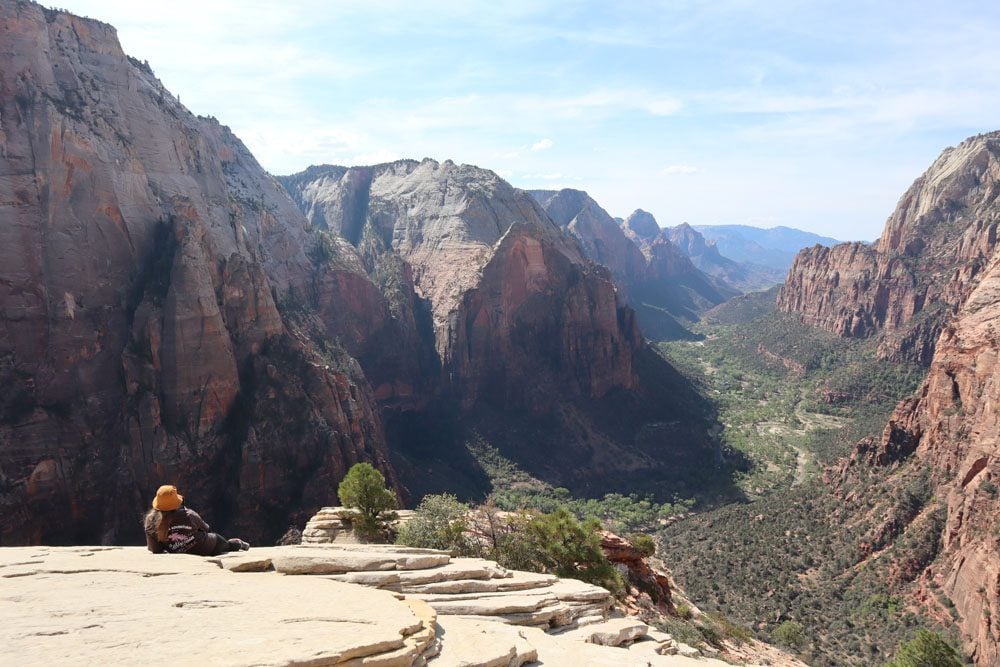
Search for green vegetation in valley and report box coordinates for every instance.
[658,311,924,496]
[654,307,963,665]
[466,437,693,533]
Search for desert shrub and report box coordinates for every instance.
[338,463,398,541]
[773,620,807,650]
[629,532,657,557]
[396,493,471,553]
[884,629,962,667]
[706,612,754,645]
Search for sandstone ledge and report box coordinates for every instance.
[1,546,750,666]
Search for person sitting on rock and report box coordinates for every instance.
[144,485,250,555]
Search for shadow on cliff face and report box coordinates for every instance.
[388,345,749,506]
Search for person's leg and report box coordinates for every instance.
[225,537,250,551]
[212,533,250,552]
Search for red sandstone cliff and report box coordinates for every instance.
[0,1,397,545]
[850,254,1000,665]
[0,1,719,544]
[777,133,1000,364]
[283,162,640,410]
[818,133,1000,665]
[282,165,716,493]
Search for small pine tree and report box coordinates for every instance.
[337,463,398,541]
[524,507,624,593]
[884,629,963,667]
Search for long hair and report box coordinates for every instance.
[144,509,173,543]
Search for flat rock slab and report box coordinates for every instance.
[422,592,562,616]
[554,617,648,646]
[235,546,452,575]
[0,546,222,578]
[495,570,558,590]
[325,571,403,588]
[0,547,426,667]
[395,559,508,586]
[273,552,401,574]
[431,616,537,667]
[548,578,613,602]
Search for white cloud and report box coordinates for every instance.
[531,138,554,151]
[523,172,564,180]
[662,165,700,175]
[644,98,683,116]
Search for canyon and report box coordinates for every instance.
[2,1,998,664]
[0,1,714,547]
[780,131,1000,664]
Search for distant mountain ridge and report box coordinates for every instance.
[528,189,737,340]
[693,225,841,272]
[665,223,786,292]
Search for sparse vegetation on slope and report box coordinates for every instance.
[655,308,964,665]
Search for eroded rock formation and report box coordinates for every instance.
[858,254,1000,665]
[282,165,715,495]
[778,132,1000,364]
[816,133,1000,665]
[0,1,396,545]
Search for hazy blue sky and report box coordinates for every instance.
[58,0,1000,240]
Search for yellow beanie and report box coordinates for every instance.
[152,485,183,511]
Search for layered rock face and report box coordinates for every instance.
[282,163,639,412]
[856,253,1000,665]
[283,167,715,493]
[778,132,1000,363]
[0,1,397,545]
[529,190,735,338]
[817,133,1000,665]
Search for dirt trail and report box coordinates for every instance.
[754,392,846,487]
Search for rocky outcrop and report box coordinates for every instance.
[1,545,752,666]
[0,546,441,666]
[0,1,397,545]
[778,132,1000,363]
[600,531,674,613]
[852,252,1000,665]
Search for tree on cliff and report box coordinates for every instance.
[338,463,398,541]
[884,629,962,667]
[520,507,624,593]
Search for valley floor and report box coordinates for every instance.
[655,307,964,665]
